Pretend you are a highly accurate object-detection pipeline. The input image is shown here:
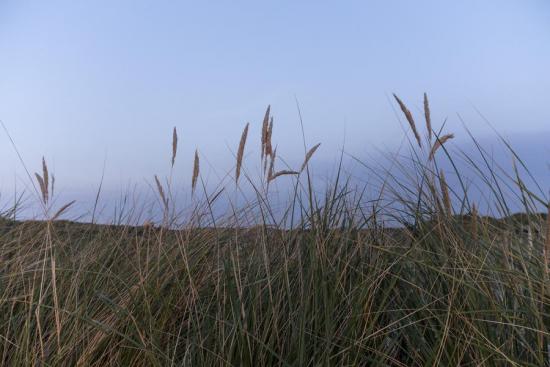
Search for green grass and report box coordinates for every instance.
[0,98,549,366]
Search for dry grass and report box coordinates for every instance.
[192,149,200,194]
[171,127,178,167]
[267,146,277,182]
[266,117,273,157]
[471,202,478,240]
[424,92,432,143]
[429,133,455,161]
[268,169,299,182]
[438,169,452,216]
[0,98,548,366]
[301,143,321,172]
[235,122,249,184]
[35,156,50,205]
[393,93,422,148]
[154,174,168,211]
[261,105,270,161]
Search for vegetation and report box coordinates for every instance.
[1,95,549,366]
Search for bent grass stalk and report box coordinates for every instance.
[429,133,455,161]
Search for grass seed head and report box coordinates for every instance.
[301,143,321,172]
[393,94,422,148]
[424,93,432,143]
[192,149,200,194]
[236,122,249,184]
[172,127,178,167]
[268,170,299,182]
[154,175,168,209]
[261,105,270,160]
[429,134,454,161]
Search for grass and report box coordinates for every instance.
[0,96,549,366]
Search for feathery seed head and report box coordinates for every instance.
[393,94,422,148]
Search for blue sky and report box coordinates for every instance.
[0,1,549,207]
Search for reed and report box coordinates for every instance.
[171,127,178,167]
[43,158,49,202]
[192,149,200,194]
[35,157,50,205]
[393,93,422,148]
[424,92,432,143]
[301,143,321,172]
[0,99,548,366]
[235,122,249,184]
[154,174,168,210]
[268,169,299,182]
[439,169,452,216]
[261,105,270,161]
[267,146,277,182]
[429,133,454,161]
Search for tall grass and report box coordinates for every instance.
[0,95,549,366]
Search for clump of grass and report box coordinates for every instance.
[0,97,548,366]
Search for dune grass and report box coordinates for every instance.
[0,96,549,366]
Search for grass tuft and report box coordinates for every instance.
[0,98,549,366]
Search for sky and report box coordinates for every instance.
[0,1,549,216]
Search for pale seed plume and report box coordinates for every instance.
[393,94,422,148]
[429,133,455,161]
[263,117,274,174]
[261,105,270,160]
[51,175,55,200]
[35,173,46,204]
[171,127,178,167]
[34,157,50,205]
[300,143,321,172]
[424,93,432,143]
[267,147,277,181]
[266,117,274,157]
[235,123,249,184]
[268,170,299,182]
[192,149,200,194]
[42,157,49,204]
[154,175,168,209]
[51,200,76,221]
